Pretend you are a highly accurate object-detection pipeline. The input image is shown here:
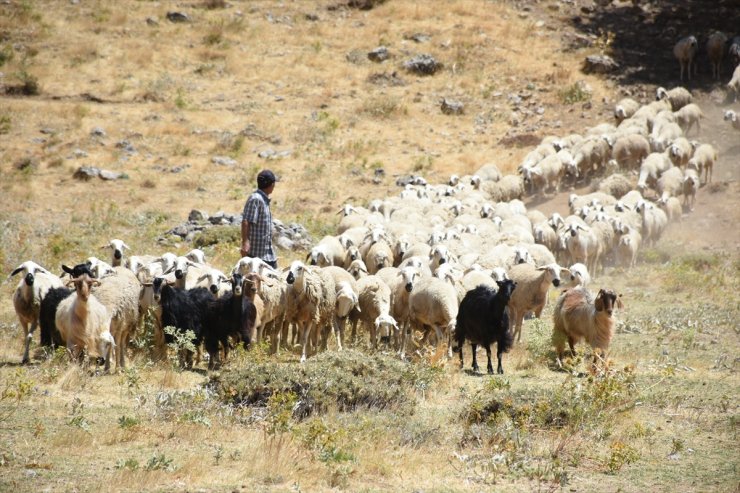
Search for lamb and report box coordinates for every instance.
[454,279,517,374]
[507,262,568,342]
[724,110,740,131]
[614,98,640,123]
[285,261,336,362]
[728,64,740,103]
[201,272,254,370]
[91,266,141,370]
[334,281,360,349]
[10,261,63,363]
[101,239,131,267]
[706,31,728,80]
[610,134,649,170]
[682,169,699,212]
[672,36,698,82]
[377,266,420,354]
[674,104,703,135]
[656,86,692,111]
[349,275,397,348]
[687,144,717,183]
[568,263,591,287]
[408,276,459,358]
[552,287,623,369]
[55,273,115,370]
[347,259,369,280]
[615,227,641,269]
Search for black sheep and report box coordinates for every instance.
[150,277,209,369]
[454,279,517,374]
[202,273,255,370]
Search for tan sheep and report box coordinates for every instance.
[672,36,698,82]
[706,31,728,80]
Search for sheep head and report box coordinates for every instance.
[10,261,50,286]
[286,261,309,286]
[495,279,517,300]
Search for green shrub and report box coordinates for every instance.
[211,350,439,418]
[559,81,590,105]
[193,225,240,247]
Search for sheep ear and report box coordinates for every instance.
[10,266,23,277]
[595,290,605,311]
[92,280,102,287]
[123,242,131,250]
[561,268,571,276]
[65,279,76,287]
[62,264,74,275]
[616,294,624,310]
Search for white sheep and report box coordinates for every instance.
[635,199,668,246]
[521,152,564,195]
[610,133,649,170]
[674,103,703,135]
[615,226,641,268]
[668,137,693,168]
[688,143,716,185]
[597,173,632,200]
[649,122,682,153]
[307,235,346,267]
[474,163,502,182]
[85,257,116,278]
[614,98,640,123]
[92,266,141,370]
[347,259,369,280]
[507,262,568,342]
[672,36,698,82]
[568,262,591,287]
[349,275,397,348]
[656,86,692,111]
[706,31,728,80]
[552,287,623,369]
[56,274,115,370]
[563,223,602,275]
[728,64,740,103]
[656,166,685,199]
[637,152,673,192]
[377,265,420,353]
[10,261,63,363]
[285,261,337,362]
[101,238,131,267]
[364,239,394,274]
[185,248,207,265]
[657,194,683,222]
[334,281,359,350]
[724,110,740,131]
[480,174,524,202]
[408,276,459,358]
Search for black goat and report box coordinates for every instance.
[202,273,255,370]
[149,277,210,369]
[454,279,517,374]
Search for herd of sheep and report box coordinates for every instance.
[8,70,738,374]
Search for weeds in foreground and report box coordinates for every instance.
[1,368,34,422]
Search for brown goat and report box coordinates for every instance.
[552,287,623,370]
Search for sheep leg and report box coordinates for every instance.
[334,316,344,351]
[471,343,479,373]
[300,322,312,363]
[483,344,494,375]
[370,321,377,349]
[496,344,504,375]
[21,320,32,364]
[458,341,464,368]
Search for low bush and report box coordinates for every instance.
[211,350,440,418]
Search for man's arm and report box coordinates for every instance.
[240,219,250,258]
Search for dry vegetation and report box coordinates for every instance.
[0,1,738,492]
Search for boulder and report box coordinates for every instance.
[583,55,619,74]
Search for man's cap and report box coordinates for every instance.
[257,169,278,188]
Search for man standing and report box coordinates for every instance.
[241,169,278,268]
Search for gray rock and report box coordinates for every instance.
[583,55,619,74]
[257,148,291,159]
[275,235,294,251]
[146,16,159,26]
[90,127,106,137]
[188,209,209,222]
[212,156,237,166]
[99,169,122,180]
[166,11,191,23]
[73,148,88,158]
[171,225,189,238]
[368,46,389,62]
[366,71,405,87]
[115,140,136,154]
[403,54,442,76]
[73,166,100,180]
[404,32,430,43]
[440,98,464,115]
